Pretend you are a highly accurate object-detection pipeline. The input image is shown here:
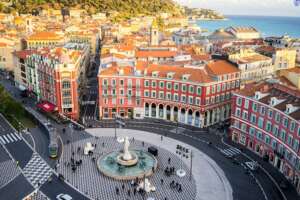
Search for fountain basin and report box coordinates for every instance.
[97,150,157,180]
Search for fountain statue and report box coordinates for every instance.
[122,136,133,160]
[97,136,158,180]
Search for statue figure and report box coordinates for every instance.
[122,136,132,161]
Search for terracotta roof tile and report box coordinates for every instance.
[206,60,240,75]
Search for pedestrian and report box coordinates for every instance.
[16,160,19,167]
[152,166,155,173]
[116,187,119,195]
[161,179,164,185]
[161,135,163,141]
[133,188,137,195]
[122,184,125,190]
[142,141,144,147]
[102,142,105,147]
[127,189,131,196]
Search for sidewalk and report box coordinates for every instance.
[225,137,300,200]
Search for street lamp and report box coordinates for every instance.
[176,144,193,180]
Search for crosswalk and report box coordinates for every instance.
[220,147,241,157]
[0,132,22,145]
[23,152,53,188]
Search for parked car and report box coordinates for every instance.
[56,194,72,200]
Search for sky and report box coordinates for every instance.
[176,0,300,17]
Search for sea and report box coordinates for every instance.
[196,15,300,38]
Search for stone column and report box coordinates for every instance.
[192,112,196,126]
[171,107,174,121]
[149,104,152,118]
[156,105,159,119]
[163,106,167,120]
[206,110,210,127]
[185,110,188,124]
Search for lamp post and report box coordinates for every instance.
[175,144,190,177]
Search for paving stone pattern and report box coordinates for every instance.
[0,159,20,188]
[23,153,53,188]
[58,136,197,200]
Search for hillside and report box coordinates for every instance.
[0,0,182,17]
[184,7,225,20]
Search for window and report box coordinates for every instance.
[234,120,239,128]
[102,79,108,86]
[128,89,132,96]
[242,111,248,120]
[144,90,149,97]
[265,135,271,145]
[119,89,124,95]
[293,139,299,152]
[236,97,242,106]
[181,95,186,103]
[250,114,256,124]
[206,87,210,95]
[166,93,172,100]
[244,99,249,109]
[260,106,266,115]
[287,135,293,146]
[273,125,279,137]
[127,79,132,87]
[271,140,277,150]
[280,129,286,141]
[196,98,201,105]
[252,103,257,112]
[197,87,202,95]
[189,85,194,94]
[159,92,164,99]
[159,81,164,88]
[112,79,116,86]
[266,121,272,132]
[275,113,281,123]
[182,84,187,92]
[167,82,172,90]
[62,80,71,89]
[241,123,247,132]
[258,117,264,129]
[189,96,193,104]
[151,91,156,98]
[235,108,241,117]
[151,81,156,88]
[290,121,296,132]
[173,93,178,101]
[62,90,71,97]
[298,126,300,137]
[144,80,149,87]
[268,110,273,119]
[211,85,215,94]
[174,83,178,90]
[249,127,256,136]
[120,79,124,86]
[217,84,221,92]
[283,118,288,128]
[120,98,124,105]
[256,131,263,140]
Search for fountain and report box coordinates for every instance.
[97,137,158,180]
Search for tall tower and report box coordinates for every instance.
[150,19,159,46]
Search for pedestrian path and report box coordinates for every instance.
[0,132,22,145]
[220,147,241,157]
[23,153,53,188]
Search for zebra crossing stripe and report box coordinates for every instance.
[0,136,6,144]
[2,135,9,143]
[14,133,21,140]
[10,133,18,141]
[6,134,13,141]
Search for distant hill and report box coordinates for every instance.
[184,7,225,20]
[0,0,182,18]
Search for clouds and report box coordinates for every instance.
[176,0,300,16]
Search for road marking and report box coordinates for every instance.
[10,133,18,141]
[2,135,9,143]
[14,132,21,140]
[6,134,13,141]
[0,136,6,144]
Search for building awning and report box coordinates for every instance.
[37,101,56,113]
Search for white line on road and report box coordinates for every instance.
[2,135,10,143]
[10,133,18,141]
[0,136,6,144]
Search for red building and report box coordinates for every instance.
[230,81,300,193]
[98,60,240,128]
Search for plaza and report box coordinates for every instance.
[57,128,233,200]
